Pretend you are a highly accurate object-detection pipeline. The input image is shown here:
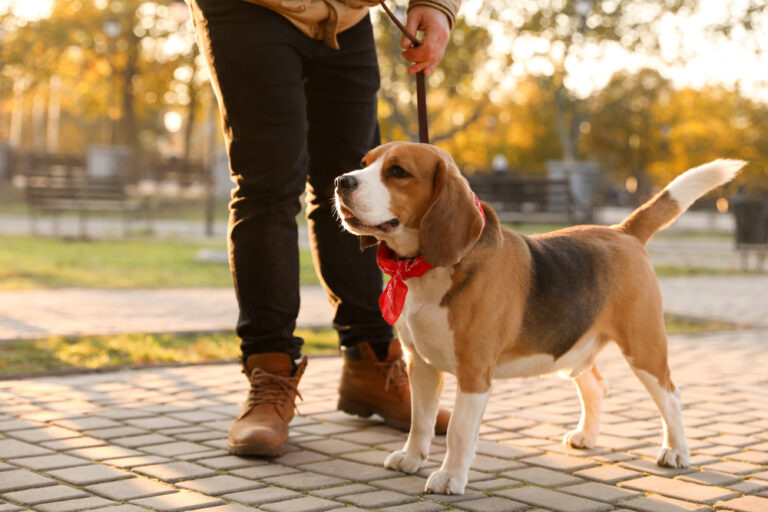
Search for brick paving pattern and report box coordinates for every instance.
[1,327,767,511]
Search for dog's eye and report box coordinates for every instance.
[387,165,411,179]
[359,159,366,168]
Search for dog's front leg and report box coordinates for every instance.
[384,353,444,474]
[425,388,491,495]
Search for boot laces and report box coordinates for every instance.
[376,358,407,391]
[245,368,303,413]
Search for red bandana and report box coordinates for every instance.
[377,243,434,325]
[376,196,486,325]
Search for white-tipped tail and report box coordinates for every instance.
[666,159,747,212]
[618,159,746,244]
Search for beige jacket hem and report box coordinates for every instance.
[242,0,460,49]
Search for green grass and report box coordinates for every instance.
[0,316,735,378]
[0,235,319,289]
[0,328,338,378]
[653,265,749,277]
[1,233,745,292]
[663,313,736,334]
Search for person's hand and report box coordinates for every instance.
[401,5,451,76]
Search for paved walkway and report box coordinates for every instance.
[2,328,767,512]
[0,287,332,342]
[2,275,768,342]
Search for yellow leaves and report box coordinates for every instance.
[94,57,111,76]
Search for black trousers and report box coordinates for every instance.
[190,0,393,359]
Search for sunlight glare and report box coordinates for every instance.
[1,0,54,20]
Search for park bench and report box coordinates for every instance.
[18,152,145,238]
[468,174,576,224]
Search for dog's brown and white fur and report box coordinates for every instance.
[334,141,745,495]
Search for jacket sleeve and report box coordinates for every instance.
[408,0,461,29]
[344,0,461,30]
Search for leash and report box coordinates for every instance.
[377,0,429,144]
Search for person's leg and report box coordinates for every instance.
[191,0,308,361]
[304,15,393,353]
[189,0,312,456]
[303,17,450,432]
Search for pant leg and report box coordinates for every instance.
[304,15,394,348]
[190,0,312,359]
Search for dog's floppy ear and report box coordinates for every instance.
[359,235,378,251]
[419,156,484,267]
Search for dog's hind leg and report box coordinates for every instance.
[620,325,690,468]
[629,364,690,468]
[564,365,608,449]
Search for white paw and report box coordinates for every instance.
[563,429,597,449]
[657,446,690,468]
[425,469,467,495]
[384,450,426,474]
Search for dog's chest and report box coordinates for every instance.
[397,267,457,373]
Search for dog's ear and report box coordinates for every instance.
[419,156,484,267]
[359,235,378,251]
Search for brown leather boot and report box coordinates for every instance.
[228,353,307,457]
[338,339,450,434]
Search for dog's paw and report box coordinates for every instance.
[657,446,690,468]
[563,429,597,449]
[425,469,467,495]
[384,450,426,474]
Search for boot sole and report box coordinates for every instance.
[337,397,410,432]
[227,442,286,458]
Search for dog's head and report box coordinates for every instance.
[334,141,485,267]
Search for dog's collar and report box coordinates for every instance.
[376,196,486,325]
[474,194,486,226]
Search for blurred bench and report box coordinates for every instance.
[468,174,575,224]
[18,152,145,238]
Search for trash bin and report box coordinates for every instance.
[731,196,768,271]
[731,198,768,249]
[0,143,10,183]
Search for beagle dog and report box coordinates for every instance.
[334,141,744,495]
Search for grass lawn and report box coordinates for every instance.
[0,235,319,289]
[0,314,736,378]
[0,233,747,291]
[0,328,338,378]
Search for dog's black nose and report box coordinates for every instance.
[335,175,359,191]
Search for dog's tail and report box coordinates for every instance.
[617,159,746,244]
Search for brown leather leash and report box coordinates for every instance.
[377,0,429,144]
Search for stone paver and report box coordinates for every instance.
[85,477,177,501]
[715,495,768,512]
[131,490,225,511]
[2,484,88,506]
[35,496,116,512]
[496,486,612,512]
[47,463,134,485]
[2,275,768,511]
[0,469,56,492]
[620,475,741,504]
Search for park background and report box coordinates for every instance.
[0,0,767,375]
